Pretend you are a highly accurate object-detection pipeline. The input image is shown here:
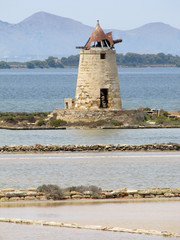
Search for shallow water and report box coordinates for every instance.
[0,201,180,234]
[0,222,174,240]
[0,152,180,189]
[0,128,180,146]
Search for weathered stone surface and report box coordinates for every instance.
[24,196,36,200]
[36,192,45,196]
[1,188,15,192]
[0,193,5,198]
[171,188,180,194]
[49,109,143,124]
[70,191,83,196]
[83,191,92,195]
[5,191,26,198]
[145,194,155,198]
[71,194,84,199]
[83,195,91,198]
[126,189,137,193]
[9,197,21,201]
[164,192,175,197]
[133,194,143,198]
[73,48,122,110]
[0,197,9,201]
[25,191,37,197]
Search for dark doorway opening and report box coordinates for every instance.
[100,88,108,108]
[100,53,106,59]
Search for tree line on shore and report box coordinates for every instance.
[1,53,180,69]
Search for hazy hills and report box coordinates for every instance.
[1,11,180,61]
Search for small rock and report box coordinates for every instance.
[145,194,155,198]
[1,188,15,192]
[70,191,82,196]
[0,197,9,201]
[164,193,174,197]
[24,196,36,200]
[9,197,21,201]
[26,191,37,197]
[71,194,83,199]
[133,194,143,198]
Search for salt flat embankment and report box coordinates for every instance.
[0,143,180,153]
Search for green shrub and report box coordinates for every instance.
[144,114,152,121]
[50,119,67,127]
[3,116,17,124]
[94,120,108,126]
[15,114,35,123]
[36,119,46,126]
[156,115,167,124]
[143,107,151,111]
[0,112,50,125]
[109,120,123,126]
[37,184,64,200]
[163,111,169,117]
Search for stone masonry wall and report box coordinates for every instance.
[75,49,122,110]
[49,109,143,123]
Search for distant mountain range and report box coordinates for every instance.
[1,11,180,61]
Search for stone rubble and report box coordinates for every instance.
[0,143,179,153]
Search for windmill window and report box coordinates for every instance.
[100,53,106,59]
[65,102,69,109]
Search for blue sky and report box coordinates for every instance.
[0,0,180,30]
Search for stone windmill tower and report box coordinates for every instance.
[65,21,122,111]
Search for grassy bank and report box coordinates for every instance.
[0,109,180,129]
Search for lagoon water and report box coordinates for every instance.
[0,67,180,112]
[0,128,180,146]
[0,152,180,189]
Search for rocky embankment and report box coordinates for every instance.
[0,143,180,153]
[1,187,180,202]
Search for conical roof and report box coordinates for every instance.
[84,20,117,49]
[88,20,107,42]
[76,21,122,49]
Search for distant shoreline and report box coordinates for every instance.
[1,64,178,70]
[1,52,180,69]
